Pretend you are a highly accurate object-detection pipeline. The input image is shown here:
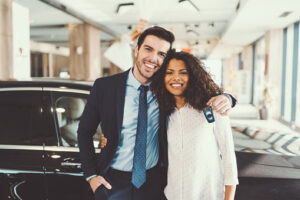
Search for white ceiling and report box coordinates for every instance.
[18,0,81,25]
[17,0,300,59]
[209,0,300,58]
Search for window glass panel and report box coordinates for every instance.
[295,26,300,126]
[54,94,102,148]
[284,25,294,122]
[253,38,265,106]
[0,91,43,145]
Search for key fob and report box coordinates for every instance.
[203,106,215,123]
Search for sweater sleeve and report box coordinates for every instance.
[213,113,239,185]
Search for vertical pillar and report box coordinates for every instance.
[0,0,13,80]
[223,54,239,97]
[238,45,253,104]
[68,23,102,81]
[265,29,283,119]
[42,53,49,77]
[49,53,54,77]
[12,2,30,79]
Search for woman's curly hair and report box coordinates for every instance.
[151,49,224,115]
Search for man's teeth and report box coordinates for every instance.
[145,63,155,69]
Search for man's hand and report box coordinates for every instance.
[88,176,112,193]
[207,95,232,116]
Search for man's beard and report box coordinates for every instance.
[136,61,153,80]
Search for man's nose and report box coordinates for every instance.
[148,52,158,62]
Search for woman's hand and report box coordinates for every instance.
[100,134,107,149]
[224,185,236,200]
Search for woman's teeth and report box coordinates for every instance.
[171,83,182,87]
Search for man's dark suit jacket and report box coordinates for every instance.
[77,69,168,185]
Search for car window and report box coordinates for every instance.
[53,94,102,148]
[0,91,44,145]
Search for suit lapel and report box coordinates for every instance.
[116,69,130,137]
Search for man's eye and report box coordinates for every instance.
[160,53,166,58]
[166,71,172,74]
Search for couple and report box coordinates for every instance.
[77,26,238,200]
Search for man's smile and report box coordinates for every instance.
[144,62,157,71]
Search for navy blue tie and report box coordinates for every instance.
[132,85,148,188]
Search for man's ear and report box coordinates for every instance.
[134,45,138,58]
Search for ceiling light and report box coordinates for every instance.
[75,46,83,55]
[279,11,292,18]
[56,108,66,113]
[51,155,61,159]
[116,3,134,15]
[187,29,199,38]
[187,29,199,36]
[178,0,199,12]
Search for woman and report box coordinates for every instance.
[151,50,238,200]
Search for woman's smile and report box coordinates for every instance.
[164,59,189,97]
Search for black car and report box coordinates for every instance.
[0,80,300,200]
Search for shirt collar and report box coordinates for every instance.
[127,67,151,90]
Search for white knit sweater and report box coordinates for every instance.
[164,105,239,200]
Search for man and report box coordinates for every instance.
[77,26,236,200]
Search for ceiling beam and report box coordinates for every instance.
[38,0,119,38]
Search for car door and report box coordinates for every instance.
[43,88,102,200]
[0,89,47,200]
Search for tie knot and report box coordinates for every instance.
[139,85,149,92]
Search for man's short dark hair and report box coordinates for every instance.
[137,26,175,50]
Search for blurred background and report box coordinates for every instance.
[1,0,300,135]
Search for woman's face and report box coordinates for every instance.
[164,58,189,97]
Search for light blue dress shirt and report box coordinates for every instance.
[110,69,160,171]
